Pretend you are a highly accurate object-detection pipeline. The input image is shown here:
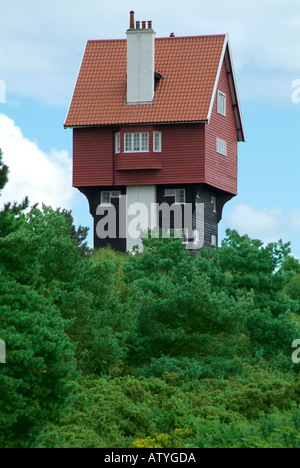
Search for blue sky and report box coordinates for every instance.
[1,0,300,257]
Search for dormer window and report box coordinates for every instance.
[124,132,149,152]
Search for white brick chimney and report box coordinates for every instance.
[126,11,156,104]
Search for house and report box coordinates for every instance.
[64,11,245,252]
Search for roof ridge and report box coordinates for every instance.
[87,34,226,43]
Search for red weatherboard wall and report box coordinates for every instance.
[73,124,206,187]
[73,127,113,187]
[115,124,205,186]
[205,59,238,195]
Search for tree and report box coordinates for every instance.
[0,149,9,191]
[0,151,77,447]
[123,233,300,376]
[123,237,252,378]
[211,230,300,364]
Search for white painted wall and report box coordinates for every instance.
[126,28,155,104]
[126,185,157,252]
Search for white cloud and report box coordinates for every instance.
[1,0,300,106]
[0,114,77,209]
[223,203,300,258]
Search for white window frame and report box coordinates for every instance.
[216,138,227,156]
[101,191,121,205]
[211,196,217,213]
[153,131,162,152]
[115,132,120,154]
[124,132,149,153]
[217,91,226,116]
[164,188,186,204]
[211,234,217,247]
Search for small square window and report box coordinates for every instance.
[111,191,121,198]
[211,234,217,247]
[164,189,185,204]
[101,191,111,204]
[164,189,174,197]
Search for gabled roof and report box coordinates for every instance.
[65,33,245,142]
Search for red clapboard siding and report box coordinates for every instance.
[115,124,205,186]
[73,127,113,187]
[73,124,206,187]
[204,59,238,195]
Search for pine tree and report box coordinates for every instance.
[0,151,77,447]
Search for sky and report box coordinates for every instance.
[0,0,300,256]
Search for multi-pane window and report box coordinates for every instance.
[101,191,121,205]
[164,188,186,204]
[115,132,120,154]
[217,91,226,116]
[124,133,149,152]
[216,138,227,156]
[153,131,162,152]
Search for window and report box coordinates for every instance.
[153,131,162,152]
[101,191,121,205]
[168,228,200,246]
[217,91,226,116]
[216,138,227,156]
[115,132,120,154]
[124,133,149,152]
[164,188,185,204]
[211,196,217,213]
[211,234,217,247]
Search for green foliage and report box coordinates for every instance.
[0,149,9,192]
[0,275,76,447]
[1,150,300,448]
[37,369,300,448]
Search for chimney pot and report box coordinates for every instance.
[142,21,146,29]
[130,11,135,29]
[136,21,140,30]
[148,21,152,29]
[170,32,175,37]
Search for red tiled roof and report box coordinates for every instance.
[64,34,227,127]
